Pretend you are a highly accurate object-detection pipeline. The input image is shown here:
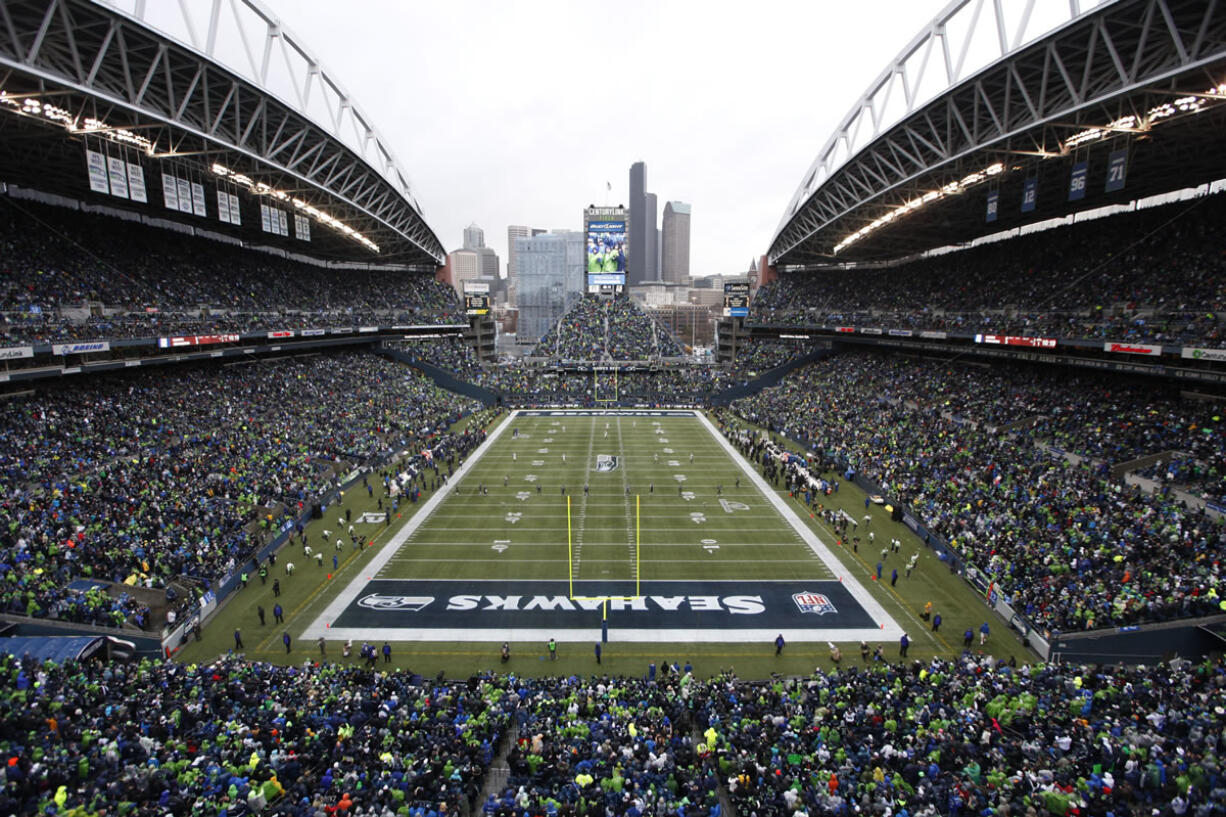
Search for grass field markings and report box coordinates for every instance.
[384,557,824,566]
[571,419,598,577]
[694,412,904,638]
[300,411,518,640]
[380,558,634,564]
[775,488,957,651]
[614,417,638,583]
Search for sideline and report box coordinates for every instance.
[694,411,905,640]
[301,415,515,638]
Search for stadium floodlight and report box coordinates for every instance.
[1062,81,1226,151]
[834,77,1226,255]
[834,159,1015,254]
[0,89,156,153]
[211,161,380,252]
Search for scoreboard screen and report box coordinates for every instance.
[723,282,750,317]
[465,293,490,316]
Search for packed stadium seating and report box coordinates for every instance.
[701,655,1226,817]
[2,651,1223,817]
[750,196,1226,348]
[728,352,1226,633]
[0,653,513,816]
[535,296,685,361]
[391,335,811,406]
[0,200,466,343]
[0,351,479,627]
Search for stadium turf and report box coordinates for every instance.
[178,408,1033,679]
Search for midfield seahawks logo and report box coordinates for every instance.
[595,454,619,472]
[357,594,434,611]
[792,592,837,615]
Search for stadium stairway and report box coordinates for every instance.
[474,719,518,811]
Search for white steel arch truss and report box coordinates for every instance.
[0,0,444,264]
[770,0,1226,265]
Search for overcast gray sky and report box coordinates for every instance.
[256,1,945,276]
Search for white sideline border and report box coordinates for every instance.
[303,409,905,643]
[694,410,903,641]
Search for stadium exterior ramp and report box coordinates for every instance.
[771,0,1226,264]
[0,0,443,264]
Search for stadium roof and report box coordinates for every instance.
[0,0,444,266]
[770,0,1226,266]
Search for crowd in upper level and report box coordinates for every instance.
[535,296,685,361]
[0,200,465,344]
[751,195,1226,347]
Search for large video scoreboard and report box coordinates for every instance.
[723,281,750,317]
[584,206,628,293]
[464,281,490,316]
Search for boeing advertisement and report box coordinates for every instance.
[586,219,627,288]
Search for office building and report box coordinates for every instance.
[445,248,481,296]
[515,231,585,343]
[628,162,652,285]
[644,192,658,282]
[477,246,499,279]
[506,225,546,307]
[661,201,691,284]
[462,223,485,250]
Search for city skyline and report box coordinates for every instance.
[261,0,943,278]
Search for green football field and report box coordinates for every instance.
[302,408,896,647]
[181,408,1033,679]
[383,411,836,587]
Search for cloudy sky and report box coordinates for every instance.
[253,1,954,276]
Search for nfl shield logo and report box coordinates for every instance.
[793,591,837,615]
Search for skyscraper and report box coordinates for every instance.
[629,162,647,286]
[661,201,691,283]
[463,223,485,250]
[507,225,546,308]
[515,231,585,343]
[644,192,658,282]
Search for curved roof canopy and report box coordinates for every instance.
[0,0,444,265]
[771,0,1226,265]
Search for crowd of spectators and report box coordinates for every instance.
[535,296,684,361]
[729,352,1226,633]
[0,653,515,817]
[750,195,1226,347]
[726,340,814,376]
[391,338,485,383]
[1139,455,1226,508]
[4,650,1226,817]
[0,351,479,627]
[699,655,1226,817]
[495,673,720,816]
[390,334,817,406]
[0,199,465,344]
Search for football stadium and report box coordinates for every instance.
[1,0,1225,815]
